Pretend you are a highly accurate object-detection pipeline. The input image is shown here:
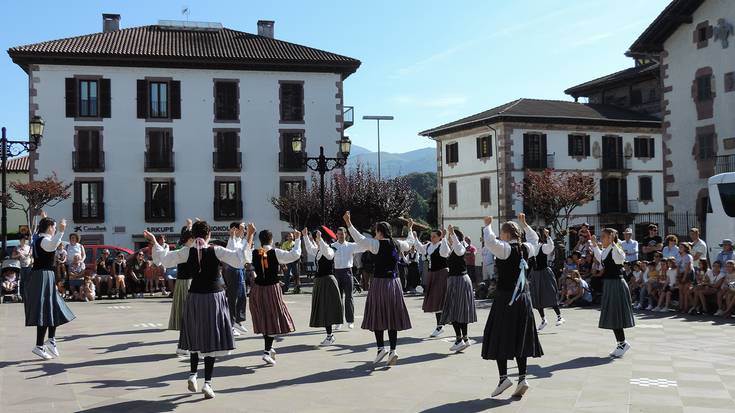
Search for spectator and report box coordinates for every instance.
[716,239,734,264]
[563,270,592,307]
[127,251,148,298]
[65,233,86,270]
[481,239,495,281]
[641,224,663,261]
[620,228,638,263]
[645,260,663,311]
[464,237,478,286]
[405,246,420,294]
[68,254,86,300]
[629,261,644,305]
[81,275,95,302]
[689,228,707,271]
[54,243,67,283]
[633,261,651,310]
[677,243,694,313]
[111,253,127,299]
[656,257,678,312]
[690,259,709,314]
[573,224,592,258]
[716,260,735,317]
[12,235,33,298]
[280,232,301,294]
[94,249,112,298]
[662,235,679,261]
[696,260,722,314]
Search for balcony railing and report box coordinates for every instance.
[343,106,354,129]
[601,155,632,172]
[715,154,735,174]
[523,153,555,170]
[73,201,105,222]
[279,151,307,172]
[213,151,242,172]
[145,152,175,172]
[72,151,105,172]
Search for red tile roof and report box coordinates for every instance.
[3,156,29,172]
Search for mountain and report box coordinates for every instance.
[347,145,435,177]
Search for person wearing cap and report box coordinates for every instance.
[641,224,663,261]
[716,239,734,265]
[620,229,638,263]
[689,228,707,271]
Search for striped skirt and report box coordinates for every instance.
[310,275,344,328]
[529,267,559,310]
[168,278,192,331]
[362,277,412,331]
[422,268,448,313]
[599,278,636,330]
[179,290,234,357]
[249,283,296,336]
[24,269,76,327]
[440,274,478,324]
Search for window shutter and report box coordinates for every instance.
[568,135,574,156]
[65,78,77,117]
[649,138,655,158]
[100,78,111,118]
[170,81,181,119]
[540,134,548,167]
[445,144,451,164]
[621,178,628,211]
[584,135,591,156]
[213,181,221,219]
[452,143,458,163]
[477,137,482,158]
[487,136,493,157]
[600,179,608,206]
[169,181,176,222]
[136,80,147,118]
[634,138,640,157]
[480,178,490,203]
[236,181,243,219]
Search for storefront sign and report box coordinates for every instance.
[72,225,107,233]
[146,226,175,233]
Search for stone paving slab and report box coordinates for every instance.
[1,291,734,412]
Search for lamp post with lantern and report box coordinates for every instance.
[291,135,352,221]
[1,115,45,258]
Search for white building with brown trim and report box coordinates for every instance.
[8,14,359,248]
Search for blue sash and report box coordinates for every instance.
[509,258,529,305]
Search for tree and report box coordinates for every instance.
[1,173,72,228]
[404,172,437,226]
[515,169,595,237]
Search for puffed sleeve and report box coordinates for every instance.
[153,243,190,268]
[275,240,302,264]
[438,238,451,258]
[318,238,335,260]
[40,231,65,252]
[482,225,510,260]
[348,225,379,254]
[450,233,466,256]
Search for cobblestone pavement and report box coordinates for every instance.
[1,291,734,412]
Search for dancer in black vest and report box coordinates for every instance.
[588,229,635,358]
[529,227,565,331]
[26,217,76,360]
[147,220,251,400]
[344,211,412,365]
[303,228,344,346]
[249,227,302,366]
[481,214,542,399]
[410,228,450,337]
[440,225,478,353]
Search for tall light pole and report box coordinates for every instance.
[362,115,393,180]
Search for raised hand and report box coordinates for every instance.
[314,230,322,241]
[518,213,527,227]
[186,218,193,229]
[143,230,156,243]
[58,219,67,232]
[293,230,302,239]
[543,228,550,238]
[447,225,454,235]
[483,216,493,226]
[40,210,47,219]
[407,218,414,229]
[160,235,166,245]
[343,211,352,226]
[301,228,309,238]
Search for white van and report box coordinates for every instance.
[706,173,735,262]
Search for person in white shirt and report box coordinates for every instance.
[481,239,495,281]
[689,228,707,271]
[303,229,344,347]
[331,227,368,330]
[409,228,450,338]
[620,228,639,263]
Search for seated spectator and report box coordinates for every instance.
[94,249,113,299]
[563,270,592,307]
[691,259,709,314]
[696,260,722,314]
[54,243,67,283]
[716,240,734,264]
[144,259,156,296]
[677,243,694,313]
[68,254,86,300]
[111,253,128,299]
[634,261,651,310]
[81,275,96,302]
[164,266,177,298]
[645,260,663,311]
[564,254,578,275]
[716,260,735,317]
[655,257,678,312]
[662,235,679,262]
[623,262,633,282]
[127,251,147,298]
[629,261,644,305]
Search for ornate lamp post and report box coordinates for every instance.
[1,115,44,258]
[292,135,351,221]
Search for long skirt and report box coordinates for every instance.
[598,278,635,330]
[422,268,449,313]
[481,290,543,360]
[178,290,234,357]
[24,269,76,327]
[168,278,192,331]
[362,277,412,331]
[440,274,478,324]
[529,267,559,310]
[310,275,344,328]
[249,283,296,336]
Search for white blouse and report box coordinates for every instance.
[38,231,65,252]
[153,237,251,269]
[482,224,539,260]
[348,225,412,254]
[304,236,335,261]
[408,231,450,258]
[590,243,626,265]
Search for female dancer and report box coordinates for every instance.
[481,214,542,398]
[529,228,565,331]
[344,211,412,365]
[147,220,252,400]
[302,229,344,346]
[168,221,194,356]
[26,216,76,360]
[249,227,302,366]
[440,225,477,353]
[588,229,635,358]
[411,228,450,337]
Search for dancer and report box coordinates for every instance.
[168,221,194,357]
[439,224,477,353]
[344,211,412,365]
[588,229,635,358]
[26,216,76,360]
[331,226,366,330]
[147,220,252,400]
[529,227,565,331]
[249,227,302,366]
[225,222,248,336]
[411,227,450,337]
[481,214,542,398]
[303,228,344,346]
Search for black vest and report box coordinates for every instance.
[429,244,448,272]
[601,247,623,279]
[176,260,193,280]
[315,252,334,277]
[31,236,55,271]
[495,243,529,292]
[113,261,126,276]
[534,246,549,270]
[187,247,224,293]
[374,240,398,278]
[448,250,467,276]
[252,248,281,285]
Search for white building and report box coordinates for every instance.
[627,0,735,222]
[9,15,359,249]
[419,98,663,243]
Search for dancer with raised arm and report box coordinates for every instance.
[439,224,477,353]
[481,214,542,398]
[410,227,450,337]
[26,216,76,360]
[344,211,412,365]
[168,221,194,341]
[529,228,565,331]
[146,220,253,400]
[588,229,635,358]
[303,228,344,346]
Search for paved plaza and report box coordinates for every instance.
[1,291,735,412]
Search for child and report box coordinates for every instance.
[715,260,735,317]
[81,275,96,302]
[690,259,709,314]
[628,261,644,305]
[54,243,67,282]
[68,254,86,301]
[697,261,722,314]
[656,257,678,312]
[677,243,694,313]
[111,253,127,299]
[563,270,593,307]
[633,262,650,310]
[645,261,662,311]
[2,268,19,300]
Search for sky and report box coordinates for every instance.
[0,0,671,153]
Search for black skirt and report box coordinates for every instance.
[481,290,543,360]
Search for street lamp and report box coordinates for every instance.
[362,115,393,180]
[292,135,352,221]
[1,115,45,258]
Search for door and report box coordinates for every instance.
[602,136,623,170]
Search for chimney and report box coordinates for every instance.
[257,20,274,38]
[102,13,121,33]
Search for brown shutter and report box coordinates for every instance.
[100,78,111,118]
[73,181,81,221]
[445,144,451,164]
[170,81,181,119]
[236,180,243,219]
[65,78,77,117]
[169,180,176,222]
[634,138,641,157]
[540,134,548,168]
[136,80,147,118]
[584,135,591,156]
[213,180,221,220]
[649,138,655,158]
[476,137,483,158]
[568,135,574,156]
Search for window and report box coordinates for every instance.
[214,179,242,220]
[149,81,169,118]
[73,129,104,172]
[279,131,306,172]
[567,134,590,157]
[145,180,175,222]
[697,133,715,160]
[445,142,459,164]
[718,183,735,218]
[213,131,241,171]
[639,176,653,201]
[145,129,174,172]
[523,133,548,169]
[448,182,458,206]
[280,82,304,122]
[480,178,491,204]
[279,178,306,220]
[476,135,492,158]
[78,80,98,117]
[634,137,655,158]
[65,77,110,118]
[74,181,104,222]
[698,26,708,43]
[696,75,712,101]
[137,79,180,120]
[214,81,238,121]
[599,178,628,214]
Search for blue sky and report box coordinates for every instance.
[0,0,669,153]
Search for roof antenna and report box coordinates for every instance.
[182,6,190,21]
